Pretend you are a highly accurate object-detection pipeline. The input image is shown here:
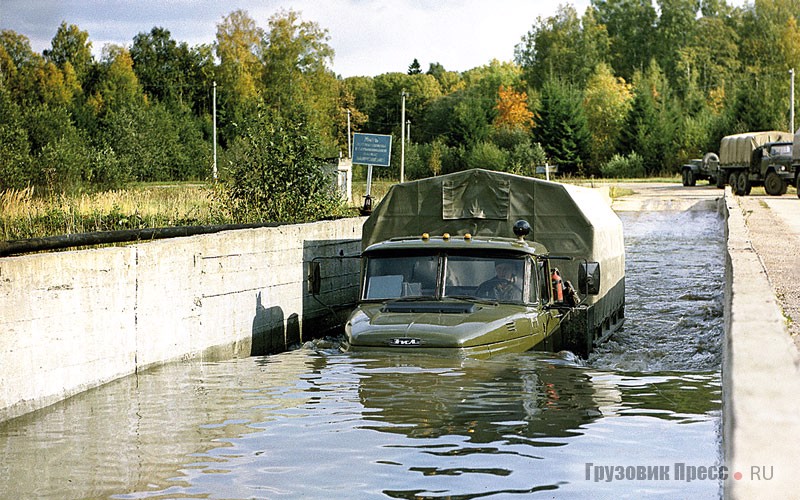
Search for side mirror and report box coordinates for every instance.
[308,261,321,295]
[579,261,600,295]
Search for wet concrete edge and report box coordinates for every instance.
[722,187,800,499]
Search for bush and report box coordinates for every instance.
[219,105,344,223]
[465,141,508,171]
[600,152,646,178]
[89,145,130,190]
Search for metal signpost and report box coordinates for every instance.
[352,133,392,214]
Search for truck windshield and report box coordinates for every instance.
[770,144,791,156]
[444,256,525,303]
[362,253,529,303]
[363,255,439,300]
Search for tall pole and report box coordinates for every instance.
[400,90,407,183]
[407,120,411,144]
[790,68,795,133]
[347,109,352,157]
[212,81,218,181]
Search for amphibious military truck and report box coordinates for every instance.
[341,169,625,358]
[716,131,794,196]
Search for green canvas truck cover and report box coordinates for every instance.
[719,131,793,165]
[361,169,625,326]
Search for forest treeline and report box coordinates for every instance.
[1,0,799,202]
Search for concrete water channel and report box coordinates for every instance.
[0,184,796,499]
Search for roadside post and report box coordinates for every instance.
[352,133,392,215]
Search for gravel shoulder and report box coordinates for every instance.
[737,196,800,350]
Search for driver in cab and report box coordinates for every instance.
[476,261,523,301]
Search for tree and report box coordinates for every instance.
[678,15,740,105]
[452,94,493,147]
[404,73,443,130]
[426,62,463,94]
[534,78,591,174]
[88,45,144,114]
[582,63,633,172]
[408,58,421,75]
[0,85,32,190]
[592,0,658,81]
[23,104,90,192]
[101,102,210,182]
[0,30,41,102]
[261,9,338,153]
[335,83,367,156]
[215,9,264,143]
[515,5,584,89]
[369,72,409,135]
[131,27,197,106]
[654,0,701,86]
[30,59,79,107]
[343,76,376,125]
[620,61,681,174]
[494,85,534,131]
[44,22,93,84]
[261,9,334,107]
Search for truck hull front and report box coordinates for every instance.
[344,301,565,359]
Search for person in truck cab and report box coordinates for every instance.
[476,261,523,301]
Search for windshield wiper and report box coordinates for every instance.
[444,295,499,305]
[390,296,438,302]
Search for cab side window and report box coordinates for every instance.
[527,258,538,303]
[537,261,550,302]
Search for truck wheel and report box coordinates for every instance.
[728,171,738,191]
[682,169,695,187]
[797,177,800,199]
[735,171,751,196]
[715,172,725,188]
[764,172,786,196]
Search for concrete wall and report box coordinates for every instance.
[0,218,363,423]
[722,189,800,499]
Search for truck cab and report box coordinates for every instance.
[345,231,572,358]
[756,142,793,196]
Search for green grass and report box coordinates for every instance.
[10,172,789,241]
[0,183,219,240]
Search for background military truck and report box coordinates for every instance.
[717,131,794,196]
[794,128,800,199]
[681,152,721,187]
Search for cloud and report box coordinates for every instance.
[0,0,589,76]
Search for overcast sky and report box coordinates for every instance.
[0,0,604,77]
[1,0,750,77]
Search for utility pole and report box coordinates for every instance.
[400,89,407,183]
[407,120,411,144]
[212,81,218,181]
[790,68,795,133]
[347,109,352,157]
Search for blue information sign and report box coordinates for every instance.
[352,133,392,166]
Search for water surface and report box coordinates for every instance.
[0,210,725,499]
